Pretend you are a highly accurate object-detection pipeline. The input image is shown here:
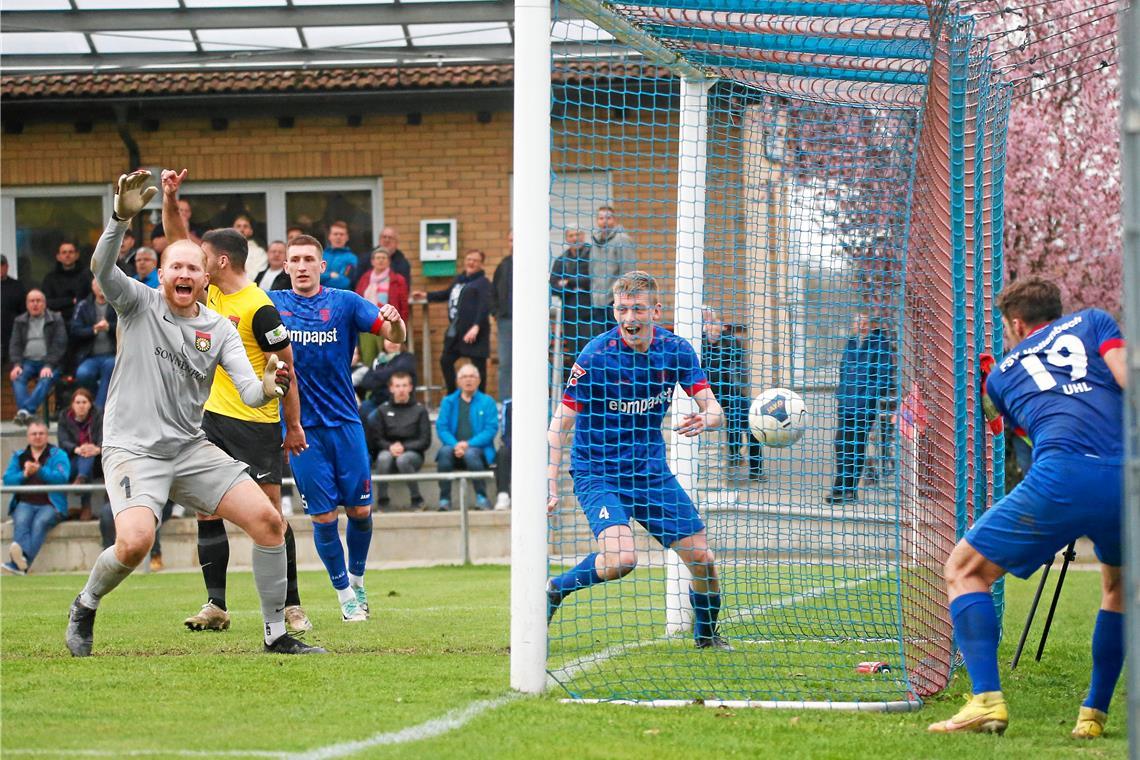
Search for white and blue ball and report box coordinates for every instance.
[748,388,808,447]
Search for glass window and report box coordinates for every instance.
[286,190,374,255]
[176,192,269,248]
[13,196,104,289]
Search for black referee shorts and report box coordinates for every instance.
[201,410,283,486]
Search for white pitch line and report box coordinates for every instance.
[547,572,889,687]
[6,693,521,760]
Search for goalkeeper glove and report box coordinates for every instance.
[262,354,291,399]
[113,170,158,221]
[978,352,1003,434]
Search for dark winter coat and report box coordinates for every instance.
[428,270,492,359]
[366,399,432,455]
[70,295,118,365]
[10,309,68,369]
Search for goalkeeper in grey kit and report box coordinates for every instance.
[65,171,325,656]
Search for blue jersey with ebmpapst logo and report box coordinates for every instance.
[986,308,1124,461]
[562,326,709,481]
[269,287,383,428]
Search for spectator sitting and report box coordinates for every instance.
[494,398,512,510]
[70,279,118,409]
[1,421,70,575]
[133,246,159,288]
[355,246,410,365]
[435,364,497,511]
[320,220,356,289]
[357,338,417,422]
[116,227,139,278]
[9,289,68,426]
[254,240,291,291]
[413,249,492,394]
[366,371,431,512]
[57,388,103,521]
[1,254,28,365]
[42,240,93,323]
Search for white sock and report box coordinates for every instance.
[336,586,356,605]
[264,619,286,645]
[349,573,365,589]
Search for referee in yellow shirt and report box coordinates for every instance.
[161,171,311,634]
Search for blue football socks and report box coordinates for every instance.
[1083,609,1125,712]
[689,589,721,641]
[312,518,349,591]
[950,591,1002,694]
[346,514,373,578]
[550,552,603,599]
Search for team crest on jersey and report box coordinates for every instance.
[194,330,212,352]
[228,316,240,327]
[320,309,331,322]
[568,363,587,387]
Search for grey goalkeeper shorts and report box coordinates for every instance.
[102,439,252,522]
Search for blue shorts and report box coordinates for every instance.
[288,424,372,516]
[966,453,1122,578]
[573,473,705,548]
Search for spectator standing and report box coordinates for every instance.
[551,229,593,376]
[71,280,118,409]
[1,255,28,365]
[491,232,513,401]
[254,241,291,292]
[366,372,431,511]
[355,247,409,365]
[702,308,763,481]
[378,227,412,290]
[588,206,636,329]
[413,249,492,394]
[494,398,512,510]
[133,247,160,289]
[1,421,70,575]
[435,364,497,511]
[357,338,417,422]
[827,312,896,504]
[9,289,68,425]
[320,221,356,289]
[116,228,139,278]
[57,388,103,521]
[233,214,268,280]
[42,241,93,323]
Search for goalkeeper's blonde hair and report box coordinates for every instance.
[612,270,659,302]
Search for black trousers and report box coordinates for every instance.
[440,341,487,395]
[495,444,511,494]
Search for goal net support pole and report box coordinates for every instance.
[509,0,552,695]
[665,77,713,637]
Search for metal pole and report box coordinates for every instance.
[1009,559,1051,670]
[1032,542,1074,662]
[1119,2,1140,752]
[459,475,470,565]
[510,0,552,694]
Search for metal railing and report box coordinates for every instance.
[1,470,497,565]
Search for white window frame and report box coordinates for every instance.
[1,184,114,279]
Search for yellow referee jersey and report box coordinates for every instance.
[205,283,290,423]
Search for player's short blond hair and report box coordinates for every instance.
[611,270,658,302]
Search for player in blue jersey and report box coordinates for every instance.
[545,271,729,648]
[928,278,1127,738]
[269,235,406,622]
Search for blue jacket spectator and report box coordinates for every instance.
[2,421,70,575]
[434,364,497,510]
[320,221,357,289]
[828,314,897,504]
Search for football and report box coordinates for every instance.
[749,388,808,447]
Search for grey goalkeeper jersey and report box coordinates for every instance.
[93,219,270,458]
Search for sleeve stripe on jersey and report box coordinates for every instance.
[1099,337,1125,356]
[683,379,711,397]
[369,316,385,335]
[561,395,583,412]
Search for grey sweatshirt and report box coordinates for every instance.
[92,219,270,458]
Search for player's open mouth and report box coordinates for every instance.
[175,284,193,296]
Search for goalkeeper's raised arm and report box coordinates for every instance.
[91,171,158,310]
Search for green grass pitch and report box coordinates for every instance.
[0,565,1128,759]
